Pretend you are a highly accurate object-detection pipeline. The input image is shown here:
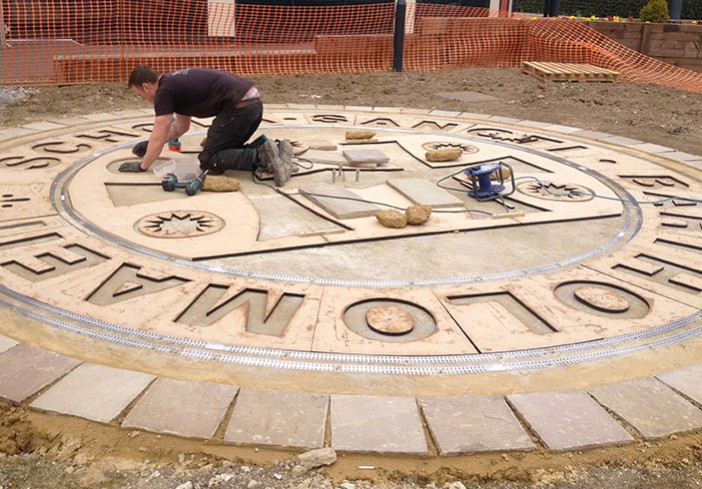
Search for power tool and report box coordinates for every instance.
[161,170,209,196]
[463,162,515,201]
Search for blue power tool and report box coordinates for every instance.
[463,162,515,201]
[161,170,209,196]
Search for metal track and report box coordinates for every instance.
[2,285,700,375]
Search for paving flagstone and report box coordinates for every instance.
[507,391,633,451]
[0,334,17,353]
[224,388,328,449]
[657,365,702,405]
[121,378,238,439]
[589,377,702,439]
[31,363,156,423]
[420,396,534,454]
[0,345,81,404]
[331,395,428,454]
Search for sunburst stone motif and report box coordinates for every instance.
[136,211,225,238]
[517,181,595,202]
[421,141,479,154]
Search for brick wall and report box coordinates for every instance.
[584,21,702,72]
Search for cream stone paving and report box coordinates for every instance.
[30,363,156,423]
[589,378,702,439]
[20,121,67,131]
[0,334,17,353]
[0,345,81,404]
[419,396,534,455]
[657,365,702,405]
[224,388,328,449]
[330,395,428,455]
[506,391,634,451]
[121,378,239,439]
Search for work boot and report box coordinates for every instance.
[277,139,295,179]
[257,139,289,186]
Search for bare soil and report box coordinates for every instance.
[1,68,702,488]
[2,69,702,156]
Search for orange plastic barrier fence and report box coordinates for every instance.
[1,0,702,95]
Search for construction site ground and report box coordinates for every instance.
[1,68,702,489]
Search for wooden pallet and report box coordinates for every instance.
[522,61,621,82]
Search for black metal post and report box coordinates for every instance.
[548,0,560,16]
[543,0,550,17]
[669,0,683,20]
[393,0,406,72]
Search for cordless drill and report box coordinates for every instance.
[161,170,209,196]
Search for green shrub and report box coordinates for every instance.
[640,0,670,22]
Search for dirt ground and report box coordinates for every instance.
[2,68,702,156]
[1,68,702,488]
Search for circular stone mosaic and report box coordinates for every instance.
[1,106,701,377]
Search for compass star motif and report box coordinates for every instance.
[517,181,595,202]
[136,211,224,238]
[422,141,478,154]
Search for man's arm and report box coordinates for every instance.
[166,113,191,142]
[140,114,181,170]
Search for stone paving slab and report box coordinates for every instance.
[224,388,328,449]
[0,345,81,404]
[571,129,613,140]
[630,143,674,154]
[543,124,582,134]
[507,391,633,451]
[600,135,645,146]
[657,364,702,405]
[299,183,380,218]
[387,178,464,208]
[0,127,36,140]
[663,151,702,162]
[30,363,156,423]
[21,121,67,131]
[0,334,17,354]
[121,378,238,439]
[589,378,702,439]
[488,115,522,124]
[330,395,428,454]
[420,396,534,455]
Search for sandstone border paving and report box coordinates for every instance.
[506,391,634,451]
[589,378,702,439]
[30,363,156,423]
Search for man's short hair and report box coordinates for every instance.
[128,65,160,88]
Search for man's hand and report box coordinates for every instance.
[119,161,146,173]
[132,141,148,158]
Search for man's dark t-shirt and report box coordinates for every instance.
[154,68,254,118]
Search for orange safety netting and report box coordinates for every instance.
[1,0,702,94]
